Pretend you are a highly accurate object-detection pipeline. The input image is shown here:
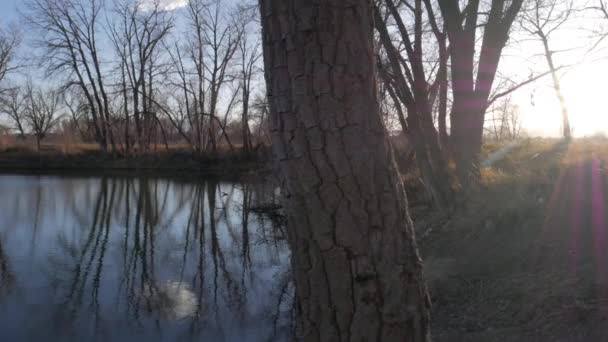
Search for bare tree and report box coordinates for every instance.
[24,83,64,150]
[63,88,94,141]
[439,0,525,185]
[587,1,608,46]
[161,0,242,153]
[259,0,431,340]
[24,0,115,151]
[109,0,173,153]
[201,0,242,153]
[0,26,19,93]
[487,95,523,140]
[182,0,210,152]
[235,6,261,154]
[520,0,574,140]
[0,87,27,138]
[375,0,453,208]
[249,92,270,148]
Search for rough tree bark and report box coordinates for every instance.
[259,1,431,341]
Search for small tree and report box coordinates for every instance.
[24,84,63,150]
[0,87,27,138]
[487,95,523,141]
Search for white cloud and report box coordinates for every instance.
[160,0,188,11]
[139,0,188,11]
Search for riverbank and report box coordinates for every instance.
[0,146,270,178]
[422,137,608,341]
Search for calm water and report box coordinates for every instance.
[0,175,293,341]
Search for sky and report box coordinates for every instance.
[2,1,608,137]
[500,5,608,138]
[0,0,20,22]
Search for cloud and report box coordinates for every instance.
[138,0,188,11]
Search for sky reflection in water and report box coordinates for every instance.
[0,175,292,341]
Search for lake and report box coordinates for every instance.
[0,175,293,341]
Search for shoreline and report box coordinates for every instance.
[0,149,270,179]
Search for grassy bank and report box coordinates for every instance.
[421,137,608,341]
[0,143,270,178]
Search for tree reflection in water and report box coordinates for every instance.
[0,235,14,296]
[0,175,293,341]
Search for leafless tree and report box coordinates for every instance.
[586,1,608,47]
[439,0,525,185]
[109,0,173,153]
[0,87,27,138]
[24,0,115,151]
[249,92,270,148]
[63,88,93,140]
[200,0,242,153]
[161,0,242,153]
[487,95,523,141]
[0,26,19,93]
[259,0,431,340]
[520,0,574,140]
[235,6,261,154]
[24,83,64,150]
[375,0,453,208]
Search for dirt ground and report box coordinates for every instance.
[420,138,608,341]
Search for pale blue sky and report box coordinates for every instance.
[0,0,20,23]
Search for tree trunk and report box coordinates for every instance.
[437,30,449,149]
[374,11,452,209]
[409,116,451,206]
[440,0,524,186]
[259,1,431,341]
[539,33,571,140]
[242,87,252,154]
[451,100,485,185]
[418,106,453,206]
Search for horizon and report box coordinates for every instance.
[2,1,608,138]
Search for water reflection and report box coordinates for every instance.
[0,175,293,341]
[0,236,14,296]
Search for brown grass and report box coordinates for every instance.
[0,140,267,177]
[423,137,608,341]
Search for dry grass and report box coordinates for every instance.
[0,140,266,177]
[424,137,608,341]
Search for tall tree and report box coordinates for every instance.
[109,0,173,152]
[24,0,115,151]
[161,0,241,154]
[520,0,574,140]
[439,0,525,184]
[202,0,242,153]
[375,0,453,208]
[259,0,431,341]
[236,6,261,154]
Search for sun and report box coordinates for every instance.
[560,62,608,137]
[520,61,608,137]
